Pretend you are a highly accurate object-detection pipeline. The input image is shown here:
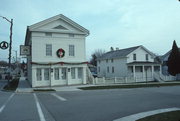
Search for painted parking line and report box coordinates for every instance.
[0,93,15,113]
[34,94,46,121]
[51,93,67,101]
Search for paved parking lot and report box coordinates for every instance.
[0,80,180,121]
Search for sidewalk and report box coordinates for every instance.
[16,77,94,93]
[16,77,180,93]
[16,77,33,93]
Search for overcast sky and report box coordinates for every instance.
[0,0,180,62]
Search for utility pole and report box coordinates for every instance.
[0,16,13,84]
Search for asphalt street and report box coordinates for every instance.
[0,82,180,121]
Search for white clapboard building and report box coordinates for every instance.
[97,46,163,82]
[24,14,89,87]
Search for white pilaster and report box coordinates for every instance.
[83,67,87,84]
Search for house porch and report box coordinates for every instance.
[127,62,162,82]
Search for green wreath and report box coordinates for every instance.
[56,48,65,58]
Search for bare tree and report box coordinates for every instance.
[90,49,106,66]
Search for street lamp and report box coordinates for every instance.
[0,16,13,84]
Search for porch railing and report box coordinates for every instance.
[86,67,94,84]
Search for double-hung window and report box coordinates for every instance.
[146,54,149,61]
[69,45,75,56]
[46,44,52,56]
[133,54,136,61]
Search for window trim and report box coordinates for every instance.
[54,68,60,80]
[133,54,136,61]
[112,67,114,73]
[107,66,109,73]
[45,32,52,37]
[36,68,42,81]
[44,68,50,81]
[146,54,149,61]
[46,44,52,56]
[78,67,83,79]
[69,45,75,56]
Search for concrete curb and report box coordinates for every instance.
[114,107,180,121]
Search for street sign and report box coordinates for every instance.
[20,45,31,56]
[0,41,9,50]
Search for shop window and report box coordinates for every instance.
[78,68,83,79]
[71,68,75,79]
[54,68,59,80]
[44,68,50,80]
[36,68,42,81]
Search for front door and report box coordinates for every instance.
[44,68,51,86]
[61,68,67,85]
[145,66,152,81]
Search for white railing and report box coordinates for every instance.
[159,74,176,81]
[93,76,140,85]
[154,72,176,82]
[93,74,177,85]
[86,68,94,84]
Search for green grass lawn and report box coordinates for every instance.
[79,82,180,90]
[3,78,19,91]
[136,111,180,121]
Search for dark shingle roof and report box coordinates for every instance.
[98,46,140,60]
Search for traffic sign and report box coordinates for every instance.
[0,41,9,50]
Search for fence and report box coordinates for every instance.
[93,75,177,85]
[93,77,138,85]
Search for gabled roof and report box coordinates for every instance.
[97,45,155,60]
[28,14,89,34]
[98,46,140,60]
[25,14,89,45]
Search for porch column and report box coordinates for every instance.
[142,65,145,81]
[159,65,162,75]
[133,65,136,81]
[151,66,154,80]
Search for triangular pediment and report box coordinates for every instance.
[28,14,89,36]
[53,25,68,30]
